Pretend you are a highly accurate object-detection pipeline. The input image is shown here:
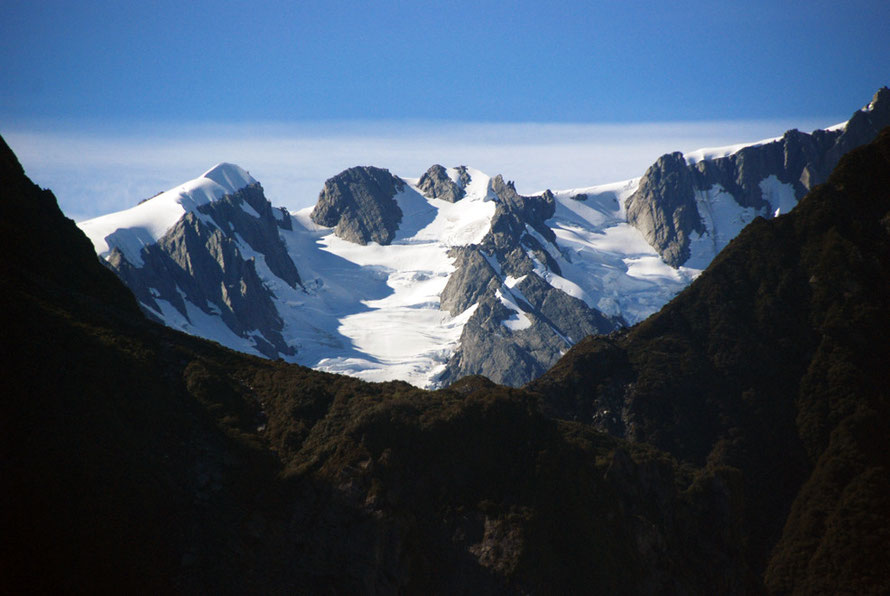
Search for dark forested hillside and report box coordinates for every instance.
[0,136,745,593]
[3,129,889,594]
[530,128,890,593]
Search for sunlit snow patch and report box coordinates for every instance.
[686,177,798,270]
[274,169,497,388]
[496,288,532,331]
[543,178,699,323]
[684,136,783,165]
[79,163,256,265]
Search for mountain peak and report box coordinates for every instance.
[79,163,259,263]
[865,86,889,111]
[200,162,256,194]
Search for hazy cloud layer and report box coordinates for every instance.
[4,118,833,222]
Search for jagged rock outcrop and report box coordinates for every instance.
[482,177,560,276]
[440,295,557,387]
[438,177,621,386]
[440,246,501,315]
[106,183,298,358]
[626,86,890,267]
[310,166,405,245]
[439,276,620,387]
[515,272,617,344]
[198,185,301,288]
[417,164,468,202]
[625,152,705,267]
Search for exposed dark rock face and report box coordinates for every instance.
[455,165,472,188]
[626,86,890,267]
[310,166,405,245]
[199,185,301,288]
[438,177,621,387]
[482,177,560,276]
[515,272,618,344]
[439,246,501,315]
[438,275,621,387]
[625,152,705,267]
[440,295,563,387]
[106,184,299,358]
[275,205,293,230]
[417,164,467,202]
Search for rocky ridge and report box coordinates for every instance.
[437,177,622,386]
[106,182,299,358]
[626,87,890,267]
[417,164,469,203]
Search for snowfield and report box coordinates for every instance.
[79,146,807,387]
[545,179,699,323]
[279,168,496,387]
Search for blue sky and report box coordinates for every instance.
[1,1,888,218]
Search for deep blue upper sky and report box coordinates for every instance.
[2,0,888,125]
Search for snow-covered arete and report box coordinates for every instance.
[79,163,255,266]
[683,135,783,165]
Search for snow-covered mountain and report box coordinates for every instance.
[626,88,890,269]
[78,88,890,388]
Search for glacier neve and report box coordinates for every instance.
[78,160,798,387]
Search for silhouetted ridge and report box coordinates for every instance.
[0,136,142,319]
[625,87,890,266]
[530,127,890,591]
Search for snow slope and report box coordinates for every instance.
[685,176,798,269]
[79,163,255,265]
[683,135,783,165]
[276,168,496,387]
[541,179,699,324]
